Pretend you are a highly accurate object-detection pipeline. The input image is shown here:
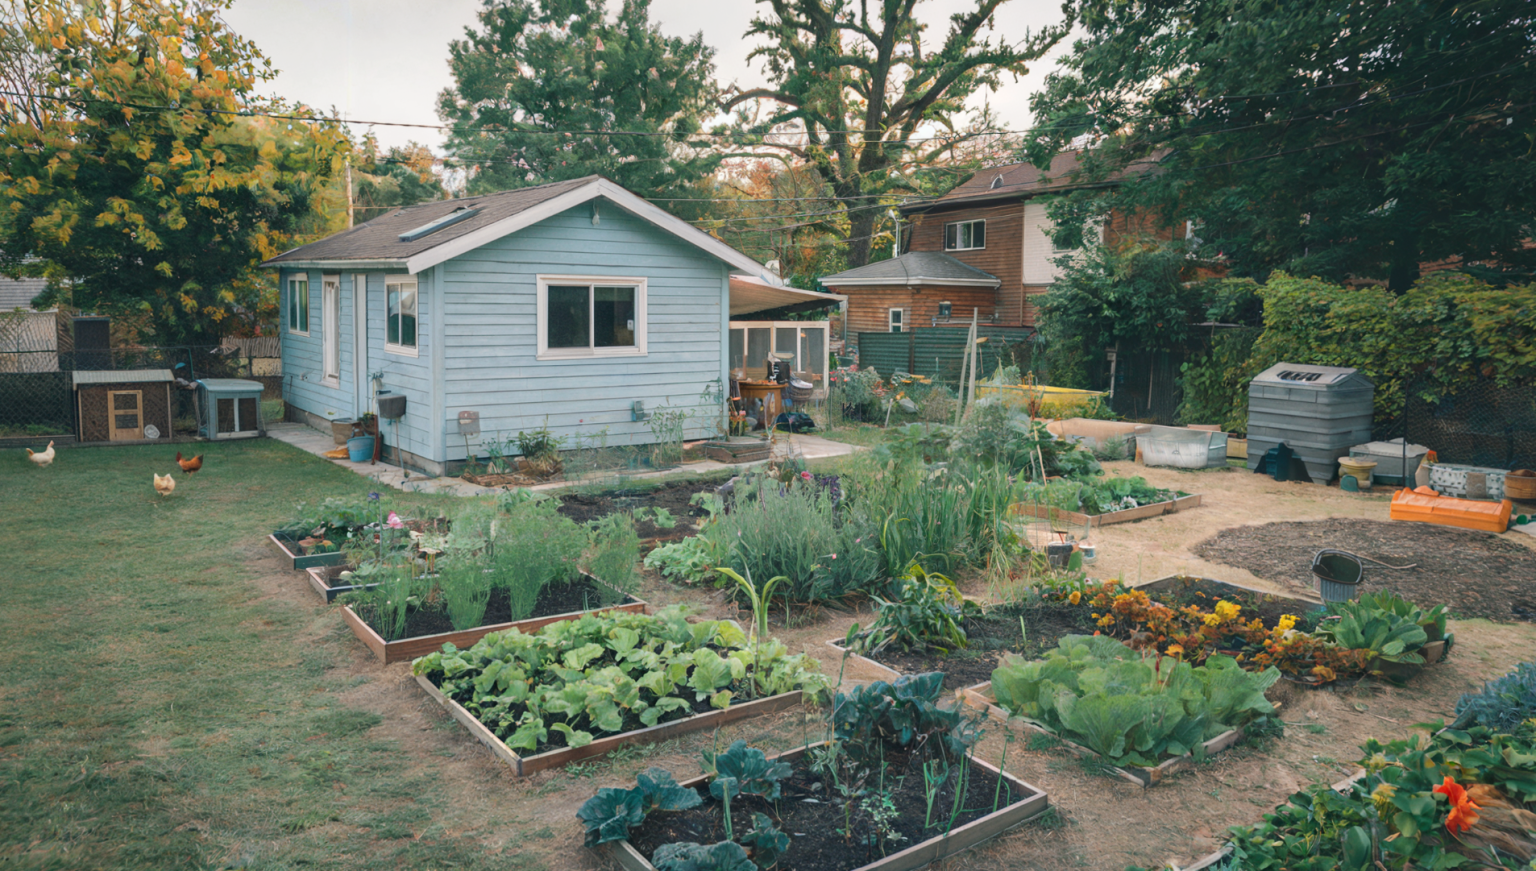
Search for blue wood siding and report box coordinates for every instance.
[440,202,727,461]
[364,269,435,461]
[279,269,357,421]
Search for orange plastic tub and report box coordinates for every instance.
[1389,488,1512,533]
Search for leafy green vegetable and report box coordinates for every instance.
[413,606,827,754]
[700,740,792,801]
[833,671,971,767]
[651,840,755,871]
[854,562,981,655]
[576,766,702,846]
[991,635,1279,768]
[1315,591,1441,668]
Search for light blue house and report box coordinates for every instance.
[262,176,832,474]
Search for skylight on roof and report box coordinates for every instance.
[398,206,481,243]
[990,175,1004,190]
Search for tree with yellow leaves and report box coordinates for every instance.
[0,0,351,343]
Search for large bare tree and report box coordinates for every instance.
[727,0,1068,267]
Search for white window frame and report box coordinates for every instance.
[944,219,986,251]
[536,274,648,360]
[286,274,309,336]
[888,307,905,333]
[384,276,419,358]
[321,275,340,386]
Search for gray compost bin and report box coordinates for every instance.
[1246,364,1374,485]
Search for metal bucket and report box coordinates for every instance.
[1311,550,1363,603]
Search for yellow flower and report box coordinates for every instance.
[1277,614,1298,632]
[1097,615,1115,627]
[1203,613,1223,627]
[1068,591,1082,605]
[1165,644,1185,658]
[1214,600,1242,621]
[1371,782,1398,818]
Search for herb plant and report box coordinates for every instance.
[584,512,641,604]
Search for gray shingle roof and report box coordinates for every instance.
[901,150,1165,213]
[0,276,49,311]
[262,176,598,266]
[820,252,999,287]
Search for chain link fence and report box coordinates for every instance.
[0,345,281,440]
[1375,377,1536,471]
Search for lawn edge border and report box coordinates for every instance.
[341,576,648,664]
[1008,493,1202,528]
[599,740,1051,871]
[415,674,803,777]
[958,681,1245,788]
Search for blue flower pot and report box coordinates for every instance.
[347,436,375,462]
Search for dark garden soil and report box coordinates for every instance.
[353,575,635,639]
[847,602,1100,692]
[555,477,729,543]
[627,747,1026,871]
[1146,577,1325,628]
[1195,519,1536,623]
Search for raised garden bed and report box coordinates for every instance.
[1129,575,1322,621]
[827,600,1101,693]
[268,531,346,571]
[304,564,382,603]
[417,675,801,777]
[605,741,1050,871]
[1009,492,1202,528]
[342,574,646,664]
[554,477,726,545]
[958,681,1250,788]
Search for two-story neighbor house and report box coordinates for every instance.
[821,152,1159,347]
[263,176,836,475]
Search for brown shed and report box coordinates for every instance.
[73,369,174,443]
[819,252,1002,348]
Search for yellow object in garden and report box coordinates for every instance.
[976,383,1107,419]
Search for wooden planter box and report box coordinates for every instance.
[601,741,1050,871]
[416,675,804,777]
[269,532,347,571]
[825,639,905,683]
[341,579,647,664]
[304,564,383,603]
[958,682,1246,788]
[1008,493,1202,529]
[703,437,771,464]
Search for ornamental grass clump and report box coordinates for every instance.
[990,635,1280,769]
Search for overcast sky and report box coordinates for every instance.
[223,0,1075,154]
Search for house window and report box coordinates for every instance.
[537,275,647,359]
[944,219,985,251]
[385,277,418,356]
[287,274,309,335]
[322,276,340,384]
[888,308,904,333]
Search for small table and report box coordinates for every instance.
[737,380,784,428]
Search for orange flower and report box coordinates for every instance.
[1068,591,1082,605]
[1434,776,1481,834]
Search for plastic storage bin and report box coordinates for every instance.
[1138,426,1229,469]
[1349,439,1429,485]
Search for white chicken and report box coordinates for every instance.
[153,473,176,496]
[26,441,55,467]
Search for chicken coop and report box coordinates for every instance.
[195,378,266,440]
[73,369,174,443]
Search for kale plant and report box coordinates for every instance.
[1455,660,1536,731]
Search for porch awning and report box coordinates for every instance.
[729,276,845,317]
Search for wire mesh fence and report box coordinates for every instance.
[0,345,282,440]
[1376,377,1536,471]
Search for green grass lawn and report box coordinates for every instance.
[0,439,537,870]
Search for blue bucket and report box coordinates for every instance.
[346,435,375,462]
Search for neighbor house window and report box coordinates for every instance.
[287,274,309,334]
[944,219,985,251]
[385,277,418,356]
[537,275,647,359]
[888,308,904,333]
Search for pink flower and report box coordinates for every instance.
[385,512,405,529]
[830,554,837,559]
[800,471,812,480]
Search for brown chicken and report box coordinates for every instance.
[175,451,203,473]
